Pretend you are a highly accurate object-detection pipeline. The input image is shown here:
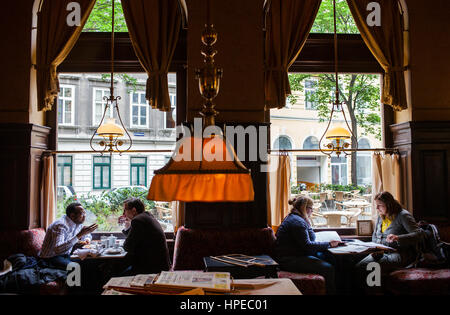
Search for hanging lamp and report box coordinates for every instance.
[147,0,254,202]
[318,0,357,157]
[89,0,132,155]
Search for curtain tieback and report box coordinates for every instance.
[386,66,409,73]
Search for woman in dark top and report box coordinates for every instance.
[274,196,342,294]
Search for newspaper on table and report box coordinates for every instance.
[328,239,395,255]
[153,271,231,293]
[130,274,158,287]
[314,231,342,243]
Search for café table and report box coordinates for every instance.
[342,199,371,210]
[70,240,127,260]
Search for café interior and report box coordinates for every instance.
[0,0,449,295]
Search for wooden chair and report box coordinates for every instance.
[155,202,172,222]
[334,191,345,210]
[346,208,362,227]
[310,211,327,228]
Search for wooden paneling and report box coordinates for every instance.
[391,121,450,224]
[0,123,50,230]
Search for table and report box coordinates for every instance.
[70,240,127,260]
[102,277,301,295]
[342,200,371,209]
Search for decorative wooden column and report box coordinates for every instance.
[0,123,50,229]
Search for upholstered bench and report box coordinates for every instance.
[386,225,450,295]
[0,228,67,295]
[172,226,326,295]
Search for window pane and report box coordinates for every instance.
[140,106,146,117]
[65,88,72,97]
[132,106,138,116]
[132,93,138,104]
[140,93,146,104]
[58,101,63,124]
[131,157,146,164]
[102,166,109,187]
[63,166,71,186]
[94,166,101,187]
[139,167,145,185]
[132,115,138,125]
[95,90,102,101]
[131,167,137,186]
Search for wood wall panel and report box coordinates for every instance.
[391,121,450,225]
[0,124,50,230]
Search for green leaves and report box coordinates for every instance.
[311,0,359,34]
[83,0,128,32]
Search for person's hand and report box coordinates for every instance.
[77,223,98,239]
[119,215,131,230]
[386,234,399,243]
[329,240,342,248]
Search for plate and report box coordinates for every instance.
[104,248,122,255]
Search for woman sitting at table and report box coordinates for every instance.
[274,196,342,294]
[355,191,423,286]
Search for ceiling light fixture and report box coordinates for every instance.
[89,0,132,154]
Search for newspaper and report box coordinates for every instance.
[153,271,231,292]
[314,231,342,243]
[130,274,158,287]
[328,239,395,255]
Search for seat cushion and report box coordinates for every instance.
[387,268,450,295]
[0,228,45,260]
[172,226,276,271]
[277,271,326,295]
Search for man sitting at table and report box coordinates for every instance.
[39,202,98,269]
[119,198,171,276]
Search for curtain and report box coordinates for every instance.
[267,155,291,230]
[264,0,322,109]
[121,0,182,111]
[40,156,56,230]
[171,201,185,233]
[371,153,402,221]
[36,0,96,111]
[346,0,407,111]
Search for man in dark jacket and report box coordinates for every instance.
[120,198,170,275]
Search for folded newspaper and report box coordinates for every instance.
[103,271,232,294]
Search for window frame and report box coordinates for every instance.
[92,155,111,190]
[92,87,113,126]
[304,78,318,110]
[164,93,177,129]
[129,90,149,129]
[57,155,73,186]
[130,156,148,187]
[58,85,75,125]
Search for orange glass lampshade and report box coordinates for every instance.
[147,135,255,202]
[97,118,124,138]
[325,126,351,140]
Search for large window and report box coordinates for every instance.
[57,156,73,186]
[331,156,348,185]
[93,156,111,190]
[130,157,147,186]
[303,136,319,149]
[130,91,148,128]
[58,85,75,125]
[93,88,112,125]
[273,136,293,150]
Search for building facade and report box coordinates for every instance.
[56,73,177,197]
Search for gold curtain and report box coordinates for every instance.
[40,156,56,230]
[267,155,291,230]
[121,0,182,111]
[371,153,402,221]
[346,0,407,111]
[264,0,322,109]
[171,201,185,233]
[36,0,96,111]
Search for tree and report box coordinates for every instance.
[83,0,128,32]
[288,0,381,185]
